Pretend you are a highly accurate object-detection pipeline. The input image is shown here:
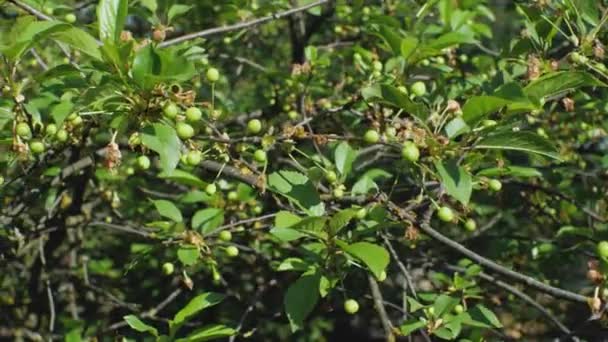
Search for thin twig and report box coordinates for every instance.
[46,281,55,338]
[368,275,394,341]
[159,0,329,48]
[382,235,417,299]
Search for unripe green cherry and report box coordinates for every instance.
[16,122,31,138]
[45,124,57,136]
[355,207,367,219]
[206,67,220,82]
[454,304,464,314]
[287,110,299,120]
[225,246,239,257]
[29,140,45,154]
[185,107,202,122]
[176,122,195,140]
[464,218,477,231]
[137,155,151,170]
[363,129,380,144]
[205,183,217,195]
[64,13,76,23]
[56,129,69,142]
[377,270,387,282]
[333,187,344,199]
[186,150,202,166]
[325,170,338,183]
[162,262,175,275]
[597,241,608,259]
[163,102,179,119]
[247,119,262,134]
[372,60,383,72]
[43,6,54,15]
[437,206,454,222]
[227,191,238,201]
[253,149,267,163]
[401,141,420,162]
[344,299,359,314]
[488,179,502,192]
[218,230,232,242]
[411,81,427,97]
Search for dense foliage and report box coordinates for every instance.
[2,0,608,340]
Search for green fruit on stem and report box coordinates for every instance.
[218,230,232,242]
[226,246,239,257]
[227,191,238,201]
[186,150,202,166]
[16,122,31,138]
[176,122,195,139]
[64,13,76,23]
[205,183,217,195]
[355,207,367,219]
[247,119,262,134]
[56,129,69,142]
[206,68,220,82]
[377,270,387,282]
[437,206,454,222]
[43,6,54,15]
[454,304,464,314]
[488,179,502,192]
[401,141,420,162]
[325,170,338,183]
[163,102,179,119]
[597,241,608,259]
[29,140,45,154]
[363,129,380,144]
[253,149,267,163]
[45,124,57,136]
[185,107,202,122]
[287,110,299,120]
[162,262,174,275]
[411,81,427,97]
[137,155,151,170]
[333,188,344,199]
[372,60,383,72]
[344,299,359,314]
[464,218,477,231]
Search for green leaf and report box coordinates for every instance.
[175,324,235,342]
[426,31,477,49]
[342,242,389,279]
[152,199,182,222]
[123,315,158,336]
[444,117,470,139]
[50,101,74,125]
[433,294,460,317]
[159,169,205,187]
[141,123,181,173]
[268,170,324,216]
[328,208,357,235]
[465,304,502,328]
[432,327,455,339]
[400,36,419,60]
[462,82,530,124]
[52,27,101,60]
[277,258,310,272]
[284,273,321,331]
[291,216,328,239]
[270,227,307,242]
[361,84,427,119]
[132,44,162,90]
[334,142,357,177]
[524,71,607,100]
[177,246,199,266]
[475,131,561,160]
[476,166,542,178]
[400,319,426,335]
[171,293,225,334]
[376,25,402,55]
[192,208,224,233]
[274,211,301,228]
[168,4,193,23]
[97,0,129,42]
[435,160,472,205]
[0,19,69,60]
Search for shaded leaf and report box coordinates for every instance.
[152,199,182,222]
[284,273,321,331]
[475,131,561,160]
[435,160,472,205]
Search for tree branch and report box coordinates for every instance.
[158,0,330,48]
[385,198,588,304]
[368,275,395,341]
